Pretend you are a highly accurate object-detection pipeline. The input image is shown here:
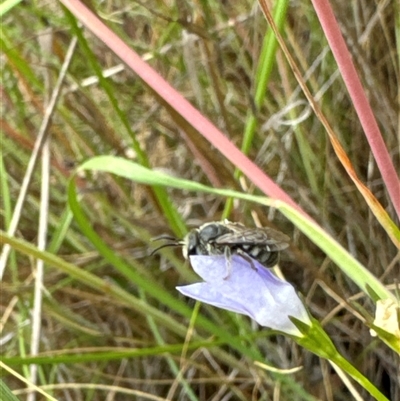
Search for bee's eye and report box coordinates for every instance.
[186,232,200,254]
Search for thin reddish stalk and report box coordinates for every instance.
[310,0,400,219]
[59,0,306,216]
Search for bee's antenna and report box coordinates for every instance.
[150,235,181,256]
[150,242,181,256]
[151,235,177,242]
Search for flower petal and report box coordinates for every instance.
[177,283,250,315]
[177,255,310,336]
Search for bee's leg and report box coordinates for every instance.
[223,246,232,279]
[236,250,258,270]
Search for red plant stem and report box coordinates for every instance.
[310,0,400,219]
[60,0,306,216]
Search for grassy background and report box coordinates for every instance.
[1,1,399,400]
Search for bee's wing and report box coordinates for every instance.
[215,227,290,251]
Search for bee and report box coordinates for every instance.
[152,220,289,268]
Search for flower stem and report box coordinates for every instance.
[331,353,389,401]
[293,317,389,401]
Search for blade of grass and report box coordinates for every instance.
[0,153,17,280]
[0,37,78,280]
[0,28,42,91]
[310,0,400,218]
[140,289,199,401]
[0,379,20,401]
[0,228,318,399]
[2,341,219,367]
[0,363,57,401]
[0,230,263,361]
[258,0,400,248]
[0,0,23,16]
[223,0,290,218]
[59,0,304,215]
[242,0,290,155]
[74,155,396,303]
[63,7,187,239]
[0,230,191,338]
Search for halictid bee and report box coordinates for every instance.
[152,220,290,268]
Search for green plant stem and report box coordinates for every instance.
[330,354,389,401]
[294,317,389,401]
[222,0,289,219]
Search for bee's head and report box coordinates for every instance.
[181,230,200,259]
[182,223,231,259]
[152,222,231,259]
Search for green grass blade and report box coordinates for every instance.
[76,155,395,302]
[0,378,20,401]
[63,7,186,238]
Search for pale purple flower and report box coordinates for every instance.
[177,255,311,336]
